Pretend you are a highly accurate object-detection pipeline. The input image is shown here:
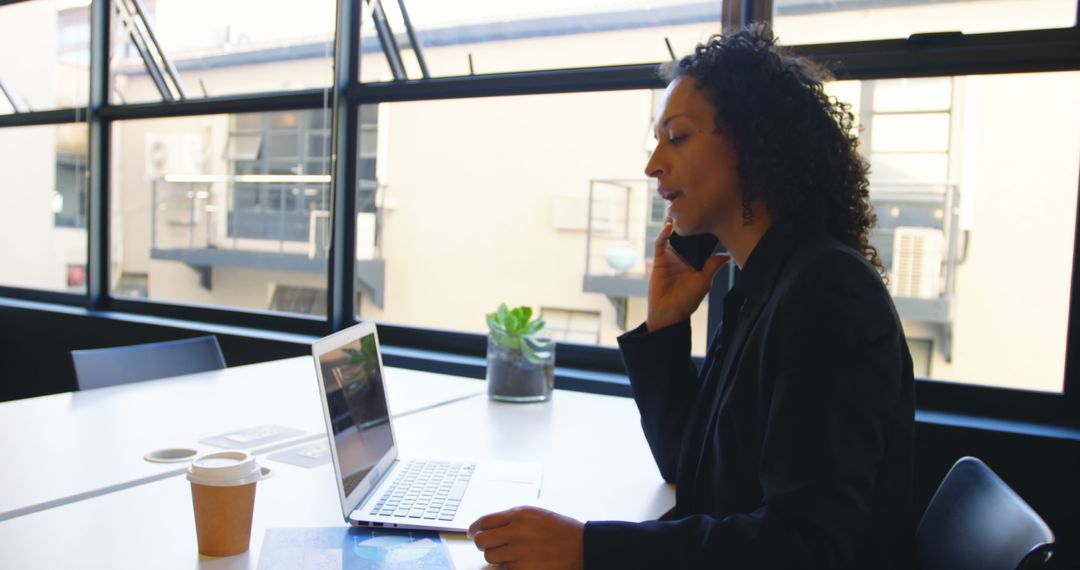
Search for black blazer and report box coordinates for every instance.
[584,229,916,569]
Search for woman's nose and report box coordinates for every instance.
[644,148,666,178]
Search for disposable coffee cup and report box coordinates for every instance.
[187,450,263,557]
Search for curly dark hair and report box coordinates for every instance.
[661,23,884,276]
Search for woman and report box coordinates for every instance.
[469,25,916,569]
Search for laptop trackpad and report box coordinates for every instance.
[463,461,543,518]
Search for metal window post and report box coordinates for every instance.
[396,0,429,78]
[329,0,361,330]
[113,0,173,102]
[88,0,111,309]
[722,0,772,33]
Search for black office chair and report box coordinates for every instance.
[917,456,1055,570]
[71,336,226,390]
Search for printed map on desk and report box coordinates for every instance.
[258,527,455,570]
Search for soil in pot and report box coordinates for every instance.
[487,349,553,402]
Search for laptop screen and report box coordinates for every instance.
[316,331,394,497]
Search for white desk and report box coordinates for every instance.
[389,389,675,524]
[0,357,484,521]
[0,367,674,569]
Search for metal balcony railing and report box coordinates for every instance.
[581,179,658,298]
[149,173,387,306]
[150,173,383,262]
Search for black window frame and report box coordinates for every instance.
[0,0,1077,429]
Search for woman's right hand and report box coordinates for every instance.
[646,218,730,332]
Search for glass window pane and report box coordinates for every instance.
[110,0,334,104]
[871,113,951,152]
[870,154,949,186]
[829,72,1080,393]
[359,1,721,82]
[267,132,299,157]
[873,77,952,113]
[307,134,326,158]
[111,109,331,316]
[226,134,262,161]
[270,112,302,129]
[541,307,602,344]
[0,122,88,292]
[0,0,90,114]
[774,0,1076,45]
[353,90,712,356]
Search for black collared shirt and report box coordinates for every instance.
[585,228,917,569]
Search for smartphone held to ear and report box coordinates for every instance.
[668,231,724,271]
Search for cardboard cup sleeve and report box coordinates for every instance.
[190,481,257,557]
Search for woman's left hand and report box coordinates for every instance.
[468,506,585,569]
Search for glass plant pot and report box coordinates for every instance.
[486,335,554,402]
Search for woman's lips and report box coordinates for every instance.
[659,188,683,202]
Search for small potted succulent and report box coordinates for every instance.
[485,304,555,402]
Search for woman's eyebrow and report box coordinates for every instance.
[653,113,693,139]
[660,113,692,128]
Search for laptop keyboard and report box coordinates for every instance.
[369,460,476,522]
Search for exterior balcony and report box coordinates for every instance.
[149,174,385,307]
[581,179,658,300]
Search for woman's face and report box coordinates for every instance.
[645,77,740,237]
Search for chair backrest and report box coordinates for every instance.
[71,336,226,390]
[917,456,1054,570]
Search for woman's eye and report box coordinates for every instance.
[669,134,688,145]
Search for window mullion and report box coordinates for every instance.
[751,0,773,27]
[723,0,772,32]
[329,0,362,331]
[87,0,110,310]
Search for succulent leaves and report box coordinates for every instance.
[486,303,551,364]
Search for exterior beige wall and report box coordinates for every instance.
[149,264,326,310]
[361,90,686,345]
[774,0,1075,44]
[0,2,87,293]
[0,2,57,109]
[112,58,333,104]
[917,72,1080,391]
[0,125,76,292]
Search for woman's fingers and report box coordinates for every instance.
[468,509,515,539]
[482,543,519,565]
[702,252,732,277]
[472,526,512,550]
[654,217,674,254]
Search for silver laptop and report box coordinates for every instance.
[312,320,542,532]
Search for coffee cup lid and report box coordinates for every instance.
[187,450,260,487]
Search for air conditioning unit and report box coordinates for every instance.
[356,212,376,260]
[309,210,330,259]
[890,226,944,299]
[310,211,379,260]
[144,133,204,178]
